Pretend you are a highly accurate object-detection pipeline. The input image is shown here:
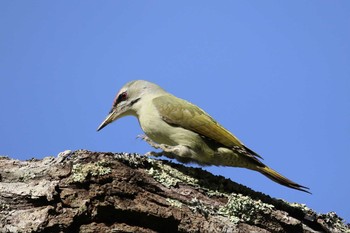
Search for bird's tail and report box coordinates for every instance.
[256,166,311,194]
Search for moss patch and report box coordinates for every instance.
[219,193,274,224]
[147,162,199,188]
[318,212,350,233]
[70,161,112,183]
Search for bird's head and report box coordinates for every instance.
[97,80,165,131]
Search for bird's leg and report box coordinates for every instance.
[137,135,164,150]
[137,134,185,158]
[144,151,164,158]
[137,135,167,157]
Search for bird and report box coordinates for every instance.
[97,80,310,193]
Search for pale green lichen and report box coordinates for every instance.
[77,200,89,215]
[147,162,199,188]
[18,171,36,182]
[166,198,183,208]
[318,212,350,233]
[206,189,229,198]
[219,193,274,224]
[289,202,317,221]
[0,202,10,211]
[189,197,217,217]
[289,203,311,212]
[70,160,111,183]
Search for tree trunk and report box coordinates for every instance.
[0,150,348,233]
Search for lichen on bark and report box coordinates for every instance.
[0,150,348,233]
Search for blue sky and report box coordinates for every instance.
[1,1,349,222]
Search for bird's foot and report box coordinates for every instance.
[137,134,172,151]
[137,135,159,148]
[137,135,181,158]
[144,151,163,157]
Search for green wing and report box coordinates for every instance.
[153,94,262,161]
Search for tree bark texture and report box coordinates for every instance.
[0,150,348,233]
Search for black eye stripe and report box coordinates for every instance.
[114,91,128,107]
[130,97,140,106]
[119,92,127,101]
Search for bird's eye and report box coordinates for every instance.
[120,92,127,101]
[114,91,128,106]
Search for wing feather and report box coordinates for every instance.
[153,95,263,162]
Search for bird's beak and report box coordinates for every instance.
[97,99,135,131]
[97,111,117,131]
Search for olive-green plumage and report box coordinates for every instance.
[97,80,310,193]
[153,95,264,164]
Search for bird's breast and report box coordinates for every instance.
[136,101,218,160]
[136,104,176,145]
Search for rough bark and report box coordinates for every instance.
[0,150,348,233]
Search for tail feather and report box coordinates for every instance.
[257,166,311,194]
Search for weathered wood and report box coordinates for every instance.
[0,150,348,233]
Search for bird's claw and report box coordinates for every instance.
[136,134,146,140]
[144,151,163,157]
[137,134,153,144]
[137,134,174,154]
[137,134,162,149]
